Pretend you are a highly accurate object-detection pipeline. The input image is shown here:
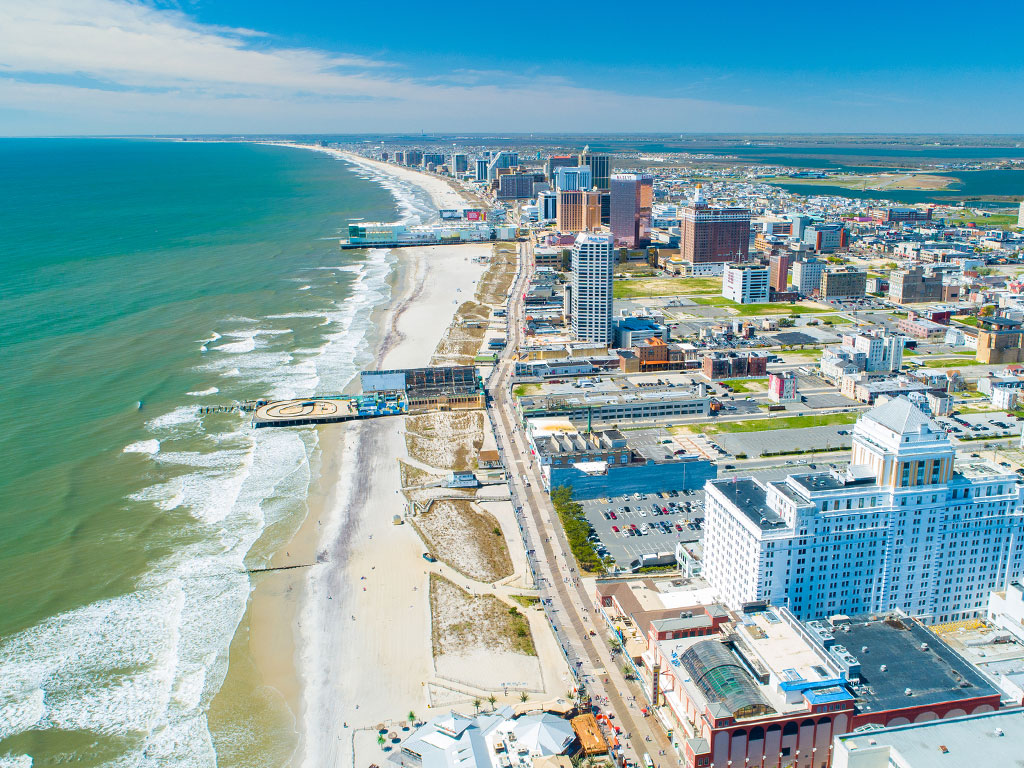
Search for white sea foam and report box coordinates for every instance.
[298,285,311,290]
[124,439,160,455]
[186,387,219,397]
[146,406,201,435]
[0,755,34,768]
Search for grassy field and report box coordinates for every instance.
[690,296,828,316]
[949,212,1020,230]
[512,383,542,397]
[776,348,825,358]
[721,377,768,393]
[819,316,853,325]
[613,276,721,299]
[672,411,860,436]
[953,315,979,327]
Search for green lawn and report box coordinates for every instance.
[690,297,829,316]
[672,411,860,436]
[612,276,721,299]
[953,315,979,327]
[819,316,853,325]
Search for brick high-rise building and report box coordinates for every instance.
[609,173,653,248]
[680,187,750,264]
[768,250,793,292]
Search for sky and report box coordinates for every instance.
[1,0,1023,136]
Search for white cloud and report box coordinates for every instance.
[0,0,757,133]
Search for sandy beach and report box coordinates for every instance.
[238,146,557,768]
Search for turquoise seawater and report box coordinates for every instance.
[0,139,431,767]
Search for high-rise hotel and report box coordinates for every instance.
[680,186,750,266]
[570,232,614,344]
[703,397,1024,625]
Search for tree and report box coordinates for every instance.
[622,664,634,680]
[520,691,529,703]
[473,698,482,714]
[488,694,497,710]
[408,710,417,725]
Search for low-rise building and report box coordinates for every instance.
[527,418,716,498]
[896,315,947,340]
[614,315,670,348]
[767,371,798,402]
[517,388,711,424]
[647,604,999,768]
[833,710,1024,768]
[701,351,768,380]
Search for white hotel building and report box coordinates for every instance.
[704,397,1024,624]
[570,232,614,345]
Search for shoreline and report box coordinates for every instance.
[235,145,488,768]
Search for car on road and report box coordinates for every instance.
[611,526,619,533]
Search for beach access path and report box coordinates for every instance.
[487,240,675,768]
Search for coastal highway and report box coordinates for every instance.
[486,241,674,768]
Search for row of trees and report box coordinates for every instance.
[550,485,607,573]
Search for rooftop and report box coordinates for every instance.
[841,615,999,714]
[862,395,939,437]
[836,709,1024,767]
[710,478,786,530]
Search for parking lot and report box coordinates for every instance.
[579,491,704,571]
[937,410,1024,441]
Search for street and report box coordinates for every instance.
[485,240,674,768]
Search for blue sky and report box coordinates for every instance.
[1,0,1022,135]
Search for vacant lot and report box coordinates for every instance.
[406,410,485,470]
[672,411,860,436]
[721,378,768,393]
[476,243,518,305]
[413,499,513,583]
[690,297,828,316]
[613,276,721,299]
[430,574,536,657]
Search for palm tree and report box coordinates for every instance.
[622,664,633,680]
[377,733,386,748]
[472,698,482,714]
[519,691,529,703]
[488,694,497,710]
[408,710,417,725]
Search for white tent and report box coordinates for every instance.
[511,714,575,756]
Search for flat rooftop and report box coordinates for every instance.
[843,616,999,714]
[710,478,786,530]
[837,709,1024,767]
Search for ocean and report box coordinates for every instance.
[0,139,435,767]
